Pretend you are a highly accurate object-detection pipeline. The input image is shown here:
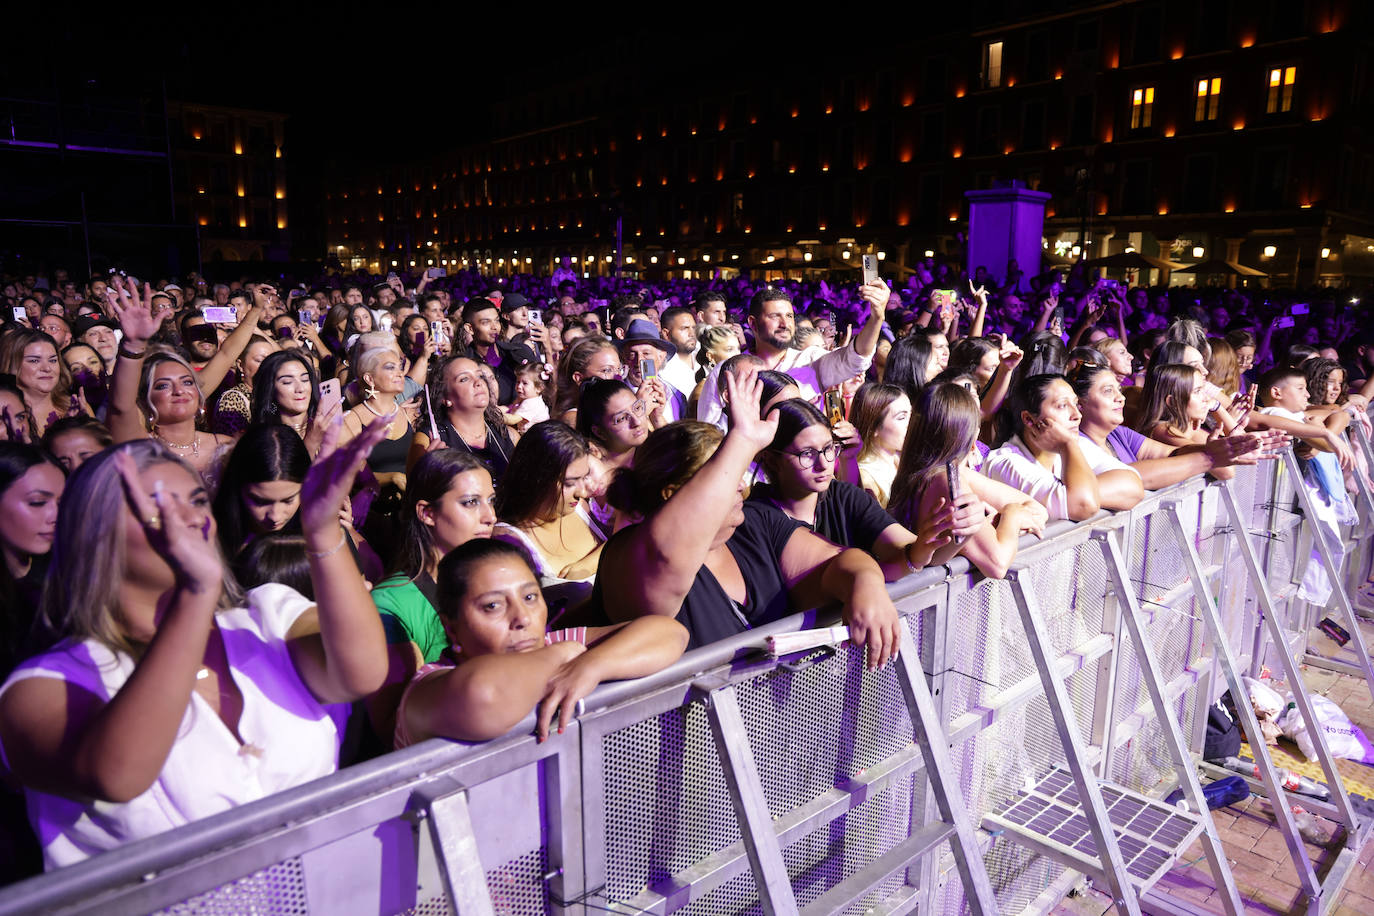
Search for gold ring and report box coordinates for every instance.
[144,514,163,531]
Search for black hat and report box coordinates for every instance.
[500,293,532,314]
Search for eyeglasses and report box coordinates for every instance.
[779,441,843,466]
[607,399,646,427]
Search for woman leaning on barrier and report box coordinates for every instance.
[1069,362,1279,489]
[749,398,977,581]
[983,373,1144,521]
[393,539,687,746]
[588,365,904,666]
[888,383,1045,579]
[0,419,392,869]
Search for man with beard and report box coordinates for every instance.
[657,305,699,396]
[695,284,887,429]
[179,312,222,368]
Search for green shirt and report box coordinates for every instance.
[372,573,449,664]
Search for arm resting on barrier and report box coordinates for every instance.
[401,617,688,743]
[781,532,901,668]
[1245,410,1353,467]
[1097,468,1145,509]
[602,367,778,622]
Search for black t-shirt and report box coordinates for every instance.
[748,479,895,552]
[588,501,803,650]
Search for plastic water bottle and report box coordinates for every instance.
[1253,765,1330,801]
[1290,806,1329,845]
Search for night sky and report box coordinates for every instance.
[5,3,982,162]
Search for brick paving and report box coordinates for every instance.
[1046,653,1374,915]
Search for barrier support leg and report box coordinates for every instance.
[890,621,1001,916]
[1282,448,1374,710]
[1092,530,1244,916]
[1174,487,1350,909]
[700,681,800,916]
[1005,568,1143,916]
[414,786,497,916]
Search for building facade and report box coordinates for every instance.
[165,101,290,265]
[325,0,1373,287]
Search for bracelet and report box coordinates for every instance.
[306,529,348,559]
[118,342,148,360]
[904,544,920,575]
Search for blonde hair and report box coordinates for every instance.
[355,346,397,387]
[137,347,205,430]
[41,440,242,655]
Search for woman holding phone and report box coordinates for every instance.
[410,357,518,485]
[250,349,339,457]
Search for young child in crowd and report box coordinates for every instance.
[506,361,550,430]
[1257,366,1355,603]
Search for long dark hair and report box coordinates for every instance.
[212,424,312,555]
[0,442,62,677]
[495,420,590,527]
[387,449,491,581]
[249,349,320,426]
[888,383,981,529]
[884,333,934,404]
[575,377,636,448]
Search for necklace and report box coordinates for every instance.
[156,431,201,456]
[362,397,400,420]
[445,417,510,465]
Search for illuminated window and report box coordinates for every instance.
[1195,77,1221,121]
[1266,66,1296,113]
[1129,87,1155,129]
[982,41,1004,88]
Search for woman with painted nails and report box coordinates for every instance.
[0,419,391,868]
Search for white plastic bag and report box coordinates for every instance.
[1277,693,1364,761]
[1244,677,1285,720]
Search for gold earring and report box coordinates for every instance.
[364,377,379,400]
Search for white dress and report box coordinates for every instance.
[0,584,347,869]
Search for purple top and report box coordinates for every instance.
[1103,426,1147,463]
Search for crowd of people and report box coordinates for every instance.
[0,255,1372,880]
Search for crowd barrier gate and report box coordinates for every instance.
[1,443,1372,916]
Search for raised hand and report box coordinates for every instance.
[722,363,779,449]
[299,415,390,543]
[109,276,161,346]
[858,277,891,315]
[115,450,222,597]
[998,334,1024,370]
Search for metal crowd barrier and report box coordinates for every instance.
[2,443,1372,916]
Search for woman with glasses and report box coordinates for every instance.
[750,399,978,581]
[576,379,652,472]
[589,367,903,661]
[553,338,622,426]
